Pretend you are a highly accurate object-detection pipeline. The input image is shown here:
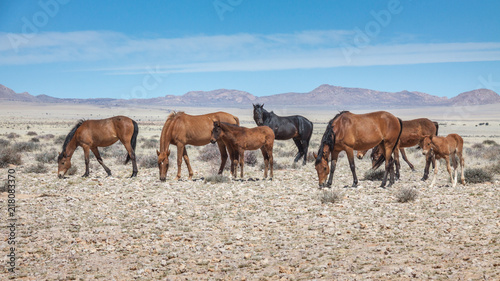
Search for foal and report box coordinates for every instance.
[210,121,275,179]
[421,134,465,188]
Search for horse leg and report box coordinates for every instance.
[182,146,194,180]
[269,146,274,179]
[444,155,454,187]
[174,144,184,180]
[430,159,440,188]
[345,148,358,187]
[301,138,309,165]
[91,147,112,176]
[393,148,401,180]
[401,148,415,171]
[239,149,245,178]
[217,141,228,175]
[122,142,138,177]
[261,147,269,178]
[326,151,340,187]
[292,138,303,163]
[421,152,433,181]
[82,146,90,177]
[459,151,465,184]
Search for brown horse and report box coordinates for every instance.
[421,134,465,188]
[210,121,275,179]
[357,118,439,180]
[314,111,403,188]
[157,111,239,181]
[58,116,139,178]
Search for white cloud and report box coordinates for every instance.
[1,30,499,73]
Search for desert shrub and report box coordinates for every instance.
[101,144,126,159]
[67,165,78,176]
[54,134,66,144]
[482,140,498,146]
[13,141,40,152]
[25,163,48,174]
[364,169,385,181]
[489,161,500,175]
[244,151,258,166]
[204,174,230,183]
[260,160,287,170]
[27,131,38,136]
[141,138,158,149]
[471,143,484,149]
[197,144,220,162]
[319,189,342,204]
[35,150,58,164]
[0,147,22,167]
[396,187,418,203]
[30,137,40,143]
[465,168,493,184]
[1,180,8,193]
[276,148,296,158]
[138,154,158,168]
[7,133,19,139]
[0,139,10,147]
[40,134,55,140]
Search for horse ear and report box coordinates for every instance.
[262,103,264,108]
[156,150,160,156]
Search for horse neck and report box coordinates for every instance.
[219,123,238,142]
[160,119,174,152]
[64,136,78,158]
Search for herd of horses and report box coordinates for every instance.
[57,104,466,188]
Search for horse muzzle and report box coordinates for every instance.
[160,177,166,182]
[210,139,216,144]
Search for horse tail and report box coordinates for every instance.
[433,121,439,136]
[372,117,403,170]
[233,115,240,126]
[125,120,139,164]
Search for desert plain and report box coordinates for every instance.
[0,101,499,280]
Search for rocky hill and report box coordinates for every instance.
[1,83,499,108]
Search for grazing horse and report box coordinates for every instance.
[210,121,275,179]
[314,111,403,188]
[253,104,313,165]
[357,119,439,180]
[58,116,139,178]
[421,134,465,188]
[157,111,239,181]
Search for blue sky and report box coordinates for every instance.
[1,0,500,99]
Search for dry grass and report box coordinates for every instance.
[395,186,418,203]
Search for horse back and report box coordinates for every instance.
[400,118,437,147]
[334,111,400,150]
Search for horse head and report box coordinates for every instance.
[420,135,434,156]
[313,151,330,188]
[210,121,222,144]
[156,149,170,182]
[252,103,265,126]
[57,151,71,179]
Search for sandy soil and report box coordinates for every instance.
[0,103,499,280]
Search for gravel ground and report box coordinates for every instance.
[1,142,499,280]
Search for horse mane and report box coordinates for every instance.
[160,111,184,152]
[315,111,348,164]
[59,120,85,160]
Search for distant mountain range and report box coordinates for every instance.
[1,84,499,108]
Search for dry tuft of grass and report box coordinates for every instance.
[204,174,230,183]
[138,154,158,168]
[319,189,342,204]
[0,147,22,168]
[465,168,493,184]
[36,150,58,164]
[396,187,418,203]
[25,162,49,174]
[12,141,40,152]
[364,169,385,181]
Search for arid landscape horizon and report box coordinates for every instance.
[1,101,499,280]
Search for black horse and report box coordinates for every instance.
[253,104,313,165]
